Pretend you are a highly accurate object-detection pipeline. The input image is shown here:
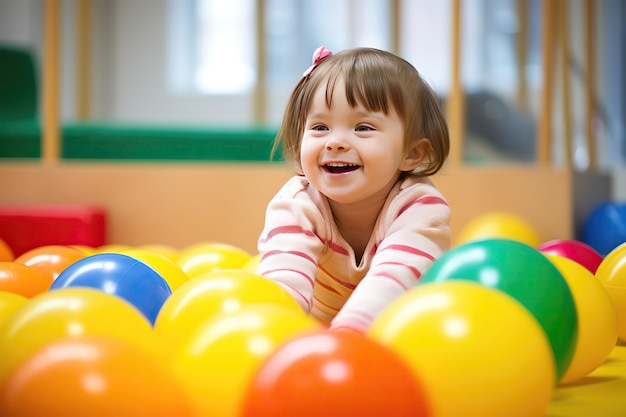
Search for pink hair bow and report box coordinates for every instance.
[302,46,332,77]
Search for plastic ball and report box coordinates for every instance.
[136,244,180,262]
[95,244,133,254]
[538,239,603,274]
[243,253,261,272]
[0,262,54,298]
[595,245,626,341]
[241,330,430,417]
[50,253,172,325]
[121,248,189,292]
[171,304,322,417]
[545,254,617,384]
[0,291,28,329]
[582,201,626,256]
[154,269,302,354]
[15,245,87,281]
[369,280,555,417]
[177,242,251,278]
[0,336,198,417]
[420,238,577,380]
[456,212,542,247]
[0,287,158,383]
[69,245,98,256]
[0,238,14,261]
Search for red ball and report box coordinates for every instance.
[537,239,603,274]
[240,330,430,417]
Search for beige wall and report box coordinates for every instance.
[0,162,573,254]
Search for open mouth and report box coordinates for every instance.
[323,163,360,174]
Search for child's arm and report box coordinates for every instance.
[256,182,325,313]
[330,188,452,333]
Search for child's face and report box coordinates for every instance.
[300,78,412,206]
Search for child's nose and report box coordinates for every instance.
[325,133,350,151]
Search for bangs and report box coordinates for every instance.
[319,55,404,116]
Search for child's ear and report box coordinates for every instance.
[399,138,432,171]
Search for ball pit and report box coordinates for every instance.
[241,330,430,417]
[0,237,623,416]
[50,253,172,325]
[595,243,626,342]
[170,304,322,417]
[0,261,54,298]
[154,268,302,354]
[538,239,603,274]
[369,280,555,417]
[0,238,14,261]
[545,254,617,384]
[420,238,578,380]
[0,335,198,417]
[582,201,626,256]
[176,242,252,278]
[15,244,87,281]
[0,291,28,328]
[0,287,158,383]
[455,212,542,246]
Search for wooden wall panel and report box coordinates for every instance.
[0,163,573,253]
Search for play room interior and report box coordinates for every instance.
[1,1,626,416]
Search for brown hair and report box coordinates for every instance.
[273,47,449,177]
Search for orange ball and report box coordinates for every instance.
[0,335,199,417]
[0,239,14,262]
[15,245,86,281]
[0,262,54,297]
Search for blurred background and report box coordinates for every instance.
[0,0,624,253]
[0,0,623,169]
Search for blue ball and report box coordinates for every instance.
[50,253,172,325]
[582,202,626,256]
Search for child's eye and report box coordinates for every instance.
[355,124,374,132]
[311,124,328,131]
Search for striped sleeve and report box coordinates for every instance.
[330,181,451,332]
[256,178,325,313]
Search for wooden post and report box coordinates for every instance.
[516,0,528,111]
[390,0,401,56]
[76,0,91,120]
[537,0,555,165]
[43,0,61,164]
[446,0,464,166]
[559,0,573,168]
[253,0,266,124]
[584,0,596,170]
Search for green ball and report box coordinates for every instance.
[420,238,577,381]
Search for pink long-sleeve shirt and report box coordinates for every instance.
[257,175,451,332]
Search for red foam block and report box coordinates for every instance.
[0,205,107,257]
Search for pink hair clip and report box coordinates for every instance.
[302,46,332,78]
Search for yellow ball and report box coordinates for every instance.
[0,291,28,329]
[170,304,321,417]
[177,242,251,278]
[0,288,159,383]
[595,244,626,342]
[121,248,189,292]
[95,244,133,254]
[154,269,302,353]
[545,254,618,384]
[136,244,180,262]
[243,253,261,272]
[456,212,542,247]
[369,281,555,417]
